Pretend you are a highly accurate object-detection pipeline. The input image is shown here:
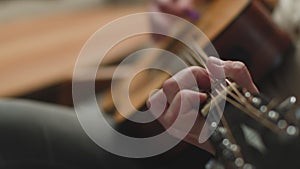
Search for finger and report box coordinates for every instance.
[176,0,199,20]
[206,57,259,93]
[147,89,169,119]
[163,89,207,126]
[155,0,182,16]
[155,0,199,20]
[165,114,215,154]
[156,87,215,154]
[163,66,210,104]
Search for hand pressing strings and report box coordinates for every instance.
[147,57,259,154]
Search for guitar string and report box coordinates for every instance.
[214,87,281,133]
[210,92,243,158]
[187,41,259,113]
[183,41,282,134]
[186,41,245,105]
[210,92,237,144]
[220,82,281,133]
[179,44,243,145]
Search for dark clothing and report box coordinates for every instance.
[0,99,211,169]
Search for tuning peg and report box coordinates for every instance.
[277,120,288,129]
[242,163,254,169]
[286,125,299,136]
[234,157,245,168]
[211,127,225,143]
[251,97,262,106]
[267,110,280,121]
[218,127,227,136]
[222,148,235,162]
[205,159,225,169]
[277,96,297,113]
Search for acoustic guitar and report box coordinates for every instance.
[204,81,300,169]
[99,0,292,123]
[96,0,299,168]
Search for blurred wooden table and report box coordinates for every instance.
[0,0,250,99]
[0,5,148,97]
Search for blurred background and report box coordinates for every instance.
[0,0,144,22]
[1,0,300,168]
[0,0,150,105]
[1,0,300,127]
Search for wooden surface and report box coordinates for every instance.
[0,0,250,98]
[196,0,250,42]
[0,5,149,97]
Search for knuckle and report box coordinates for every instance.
[190,66,203,75]
[175,90,199,109]
[162,78,177,91]
[177,90,197,102]
[232,61,246,71]
[178,89,191,98]
[174,89,189,101]
[230,61,247,77]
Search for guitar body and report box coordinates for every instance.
[100,0,293,126]
[94,1,297,168]
[210,0,292,81]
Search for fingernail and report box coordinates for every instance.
[163,114,172,125]
[252,85,260,94]
[208,56,223,66]
[185,9,200,20]
[146,100,151,108]
[201,93,208,100]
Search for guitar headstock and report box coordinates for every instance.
[206,85,300,169]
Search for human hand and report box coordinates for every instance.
[147,57,258,154]
[149,0,207,40]
[150,0,201,20]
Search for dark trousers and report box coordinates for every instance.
[0,99,211,169]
